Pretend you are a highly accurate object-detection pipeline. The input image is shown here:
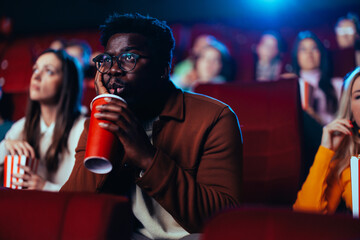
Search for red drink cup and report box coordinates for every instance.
[84,94,125,174]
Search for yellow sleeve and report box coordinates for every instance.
[340,167,352,210]
[293,146,342,213]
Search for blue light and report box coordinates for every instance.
[243,0,297,15]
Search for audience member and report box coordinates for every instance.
[172,35,215,85]
[335,13,360,50]
[294,67,360,214]
[0,49,86,191]
[61,13,243,240]
[65,39,92,75]
[334,13,360,67]
[291,31,342,126]
[49,38,66,50]
[173,39,234,91]
[254,31,284,81]
[62,39,96,115]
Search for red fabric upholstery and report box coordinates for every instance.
[8,91,28,121]
[1,40,33,93]
[0,189,132,240]
[194,79,302,205]
[81,81,97,117]
[330,48,357,78]
[201,207,360,240]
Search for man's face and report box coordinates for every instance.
[102,33,160,108]
[336,19,357,49]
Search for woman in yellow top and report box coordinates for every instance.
[294,67,360,213]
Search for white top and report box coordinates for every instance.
[0,115,86,191]
[299,69,343,125]
[131,118,189,239]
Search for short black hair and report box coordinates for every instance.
[335,12,360,34]
[100,13,175,70]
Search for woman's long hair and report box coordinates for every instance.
[331,67,360,177]
[291,31,338,114]
[23,49,83,173]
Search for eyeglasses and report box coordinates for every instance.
[335,27,355,36]
[92,52,149,74]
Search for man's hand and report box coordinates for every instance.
[94,70,109,95]
[94,97,156,170]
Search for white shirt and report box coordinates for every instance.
[131,118,189,239]
[0,115,86,191]
[299,69,343,125]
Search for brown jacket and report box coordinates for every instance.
[61,87,243,233]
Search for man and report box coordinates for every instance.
[334,13,360,67]
[61,13,243,239]
[334,13,359,50]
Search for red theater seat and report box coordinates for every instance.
[8,91,29,121]
[1,39,33,93]
[201,207,360,240]
[194,79,302,206]
[330,48,357,78]
[0,189,132,240]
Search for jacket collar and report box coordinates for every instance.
[159,83,185,121]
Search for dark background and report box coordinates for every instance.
[1,0,360,35]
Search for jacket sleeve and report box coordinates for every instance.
[136,106,243,233]
[293,146,342,213]
[341,167,352,210]
[60,120,106,192]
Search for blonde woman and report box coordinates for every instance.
[294,67,360,213]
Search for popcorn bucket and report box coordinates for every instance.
[351,155,360,218]
[3,155,39,189]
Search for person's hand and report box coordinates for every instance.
[94,70,109,95]
[4,140,36,159]
[94,97,156,170]
[321,119,353,151]
[12,165,46,190]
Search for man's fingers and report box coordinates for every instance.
[94,71,108,95]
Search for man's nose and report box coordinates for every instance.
[109,61,125,75]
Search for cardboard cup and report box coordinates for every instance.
[351,155,360,218]
[3,155,39,189]
[84,94,125,174]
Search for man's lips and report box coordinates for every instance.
[106,79,125,95]
[109,86,125,94]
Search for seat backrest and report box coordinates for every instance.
[194,79,302,205]
[0,189,132,240]
[201,207,360,240]
[330,48,356,78]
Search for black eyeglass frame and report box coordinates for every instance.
[92,52,149,73]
